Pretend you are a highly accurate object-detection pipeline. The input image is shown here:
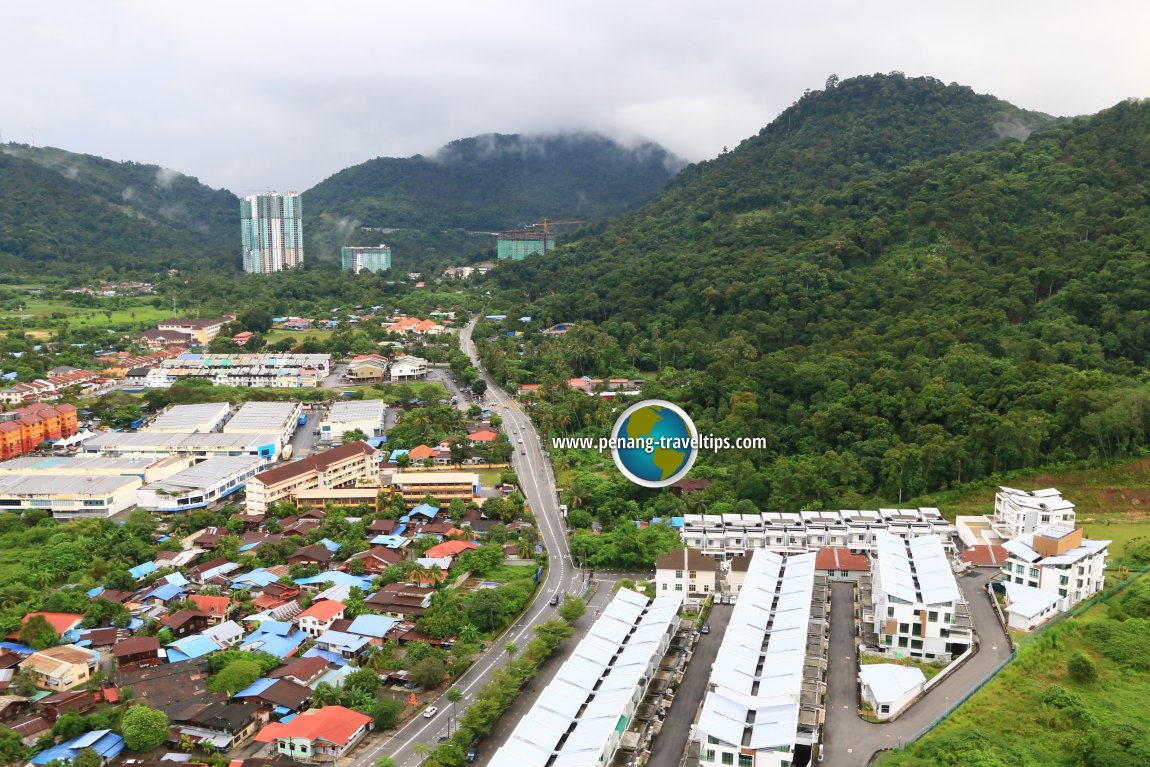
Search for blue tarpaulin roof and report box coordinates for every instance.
[32,730,124,765]
[232,568,280,588]
[410,503,439,518]
[302,647,348,666]
[143,583,183,602]
[234,677,277,699]
[318,538,342,552]
[294,572,372,590]
[166,634,220,663]
[346,614,399,639]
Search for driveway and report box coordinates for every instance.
[647,603,734,767]
[822,568,1012,766]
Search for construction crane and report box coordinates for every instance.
[527,219,584,256]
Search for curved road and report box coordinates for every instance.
[352,317,577,767]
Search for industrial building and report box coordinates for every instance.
[0,474,142,520]
[318,400,386,445]
[82,432,281,462]
[340,245,392,274]
[144,403,231,433]
[242,192,304,274]
[224,401,303,444]
[0,454,194,484]
[694,550,827,767]
[136,456,267,512]
[490,588,682,767]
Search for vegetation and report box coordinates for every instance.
[120,706,170,752]
[304,132,682,264]
[879,575,1150,766]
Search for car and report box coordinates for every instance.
[520,449,526,455]
[465,746,479,763]
[423,706,439,718]
[701,624,710,634]
[550,594,560,606]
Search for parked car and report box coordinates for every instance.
[423,706,439,718]
[701,624,710,634]
[466,746,479,763]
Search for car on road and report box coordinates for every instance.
[423,706,439,718]
[520,449,526,455]
[466,746,479,763]
[701,624,710,634]
[550,594,560,606]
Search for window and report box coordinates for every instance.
[940,628,950,638]
[883,635,893,646]
[722,753,734,765]
[928,611,938,622]
[675,570,683,579]
[1015,564,1025,574]
[661,584,667,591]
[703,751,715,763]
[1030,568,1040,579]
[911,639,923,649]
[898,636,909,648]
[738,757,753,767]
[880,704,890,714]
[887,607,895,618]
[690,571,697,579]
[911,623,922,637]
[899,623,910,634]
[675,584,683,592]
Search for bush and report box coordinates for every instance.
[1067,651,1099,684]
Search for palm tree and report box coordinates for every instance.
[504,641,518,666]
[459,624,479,645]
[447,687,463,735]
[413,742,430,766]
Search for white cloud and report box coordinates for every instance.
[1,1,1147,192]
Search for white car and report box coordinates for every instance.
[423,706,439,718]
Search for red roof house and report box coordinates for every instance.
[254,705,372,759]
[423,540,478,560]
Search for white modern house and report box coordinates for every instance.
[1000,525,1109,612]
[868,532,970,661]
[388,356,427,380]
[1000,581,1061,631]
[655,547,719,605]
[992,487,1076,539]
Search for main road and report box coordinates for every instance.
[351,317,578,767]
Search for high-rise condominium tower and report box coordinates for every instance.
[241,192,303,273]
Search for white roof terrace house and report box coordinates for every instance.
[866,531,970,661]
[993,487,1076,539]
[694,550,827,767]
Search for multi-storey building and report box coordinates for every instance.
[680,508,954,560]
[385,471,479,508]
[340,245,392,274]
[490,588,681,767]
[242,192,304,274]
[246,441,378,513]
[0,403,79,460]
[695,550,827,767]
[866,532,970,661]
[992,486,1076,539]
[155,353,331,388]
[1001,525,1110,612]
[496,230,554,260]
[654,547,719,605]
[155,316,231,346]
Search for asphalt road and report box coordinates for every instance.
[646,603,733,767]
[821,568,1012,766]
[348,317,579,767]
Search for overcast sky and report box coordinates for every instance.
[3,1,1147,195]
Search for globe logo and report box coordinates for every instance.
[611,399,699,488]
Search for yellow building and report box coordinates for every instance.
[387,471,479,507]
[246,441,378,514]
[24,645,100,691]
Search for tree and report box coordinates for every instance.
[504,641,518,666]
[73,748,102,767]
[19,614,59,650]
[410,655,448,690]
[343,428,369,444]
[370,698,404,729]
[414,742,430,765]
[121,705,169,751]
[376,757,397,767]
[447,687,463,734]
[208,659,262,695]
[557,595,586,624]
[1068,651,1099,685]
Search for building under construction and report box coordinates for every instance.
[496,229,555,260]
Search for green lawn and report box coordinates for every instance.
[0,297,171,330]
[264,328,335,344]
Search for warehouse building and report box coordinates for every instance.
[137,456,267,512]
[82,432,281,462]
[143,403,231,433]
[0,454,193,483]
[0,474,142,520]
[223,401,303,444]
[318,400,386,445]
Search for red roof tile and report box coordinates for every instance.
[814,547,871,572]
[255,705,371,746]
[962,545,1009,567]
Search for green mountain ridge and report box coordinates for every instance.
[485,73,1150,509]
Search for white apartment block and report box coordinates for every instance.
[695,550,826,767]
[681,508,954,560]
[1001,525,1109,612]
[992,486,1076,539]
[655,547,719,606]
[867,532,971,661]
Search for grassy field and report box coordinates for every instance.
[264,328,336,344]
[876,571,1150,766]
[0,297,171,330]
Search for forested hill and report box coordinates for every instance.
[486,74,1150,509]
[0,144,237,275]
[302,132,683,263]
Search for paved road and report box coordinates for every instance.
[822,569,1012,766]
[647,604,733,767]
[351,317,579,767]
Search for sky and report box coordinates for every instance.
[3,1,1148,196]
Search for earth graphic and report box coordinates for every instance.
[611,400,698,487]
